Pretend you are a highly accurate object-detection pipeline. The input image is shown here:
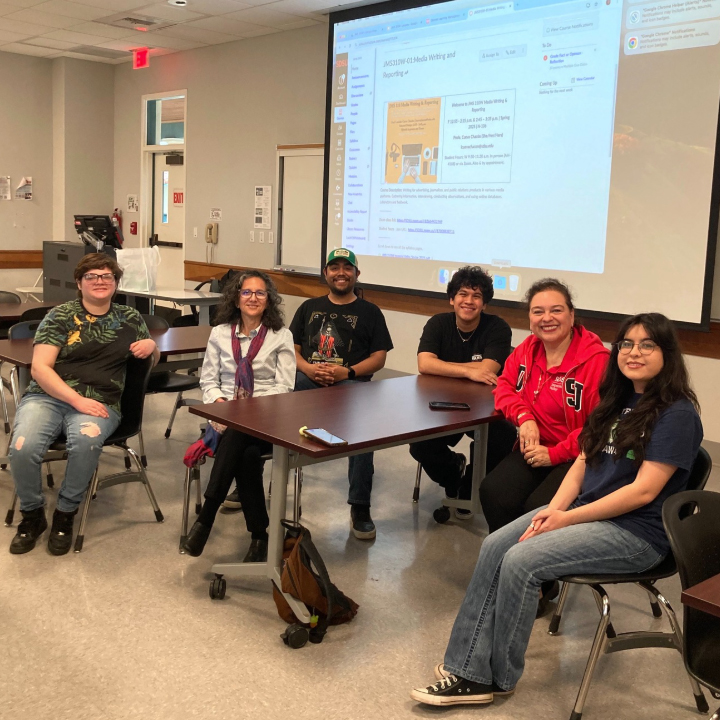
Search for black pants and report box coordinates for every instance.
[479,450,573,533]
[409,419,518,497]
[205,428,272,536]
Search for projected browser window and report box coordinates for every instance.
[328,0,720,325]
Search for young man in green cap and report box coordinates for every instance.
[289,248,394,539]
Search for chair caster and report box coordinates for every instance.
[433,506,451,523]
[46,473,54,488]
[164,428,171,439]
[281,624,309,649]
[209,575,226,600]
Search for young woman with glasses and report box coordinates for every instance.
[411,312,702,707]
[181,270,295,563]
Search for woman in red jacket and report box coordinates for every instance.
[481,279,609,538]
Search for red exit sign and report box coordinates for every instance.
[173,191,184,205]
[133,47,150,69]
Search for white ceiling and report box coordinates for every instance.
[0,0,377,64]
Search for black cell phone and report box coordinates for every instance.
[303,428,348,446]
[429,401,471,410]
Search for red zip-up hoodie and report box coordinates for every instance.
[494,326,609,465]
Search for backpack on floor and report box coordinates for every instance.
[273,520,359,647]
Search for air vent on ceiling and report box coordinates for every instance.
[95,12,176,32]
[69,46,130,60]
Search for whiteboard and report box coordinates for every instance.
[276,148,324,275]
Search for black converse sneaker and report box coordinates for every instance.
[433,664,515,696]
[410,673,494,706]
[350,504,376,540]
[9,508,48,555]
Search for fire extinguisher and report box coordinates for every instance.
[111,208,125,247]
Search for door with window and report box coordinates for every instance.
[152,153,185,294]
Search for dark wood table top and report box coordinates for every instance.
[681,573,720,618]
[190,374,499,458]
[0,301,56,322]
[0,325,212,367]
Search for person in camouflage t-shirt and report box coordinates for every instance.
[9,254,159,557]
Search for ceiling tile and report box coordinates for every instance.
[266,0,333,14]
[141,31,205,49]
[0,27,28,40]
[41,27,108,42]
[151,24,238,44]
[62,48,113,60]
[5,8,78,26]
[64,20,139,38]
[0,40,55,53]
[183,15,273,35]
[0,16,52,32]
[70,0,149,10]
[131,3,204,21]
[184,0,251,13]
[222,6,306,26]
[32,1,107,19]
[1,0,47,8]
[23,34,74,46]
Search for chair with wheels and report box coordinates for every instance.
[664,490,720,720]
[141,314,202,445]
[547,446,712,720]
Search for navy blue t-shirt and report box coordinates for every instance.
[576,396,703,555]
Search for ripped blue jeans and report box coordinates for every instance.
[10,393,120,513]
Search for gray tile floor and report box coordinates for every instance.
[1,388,718,720]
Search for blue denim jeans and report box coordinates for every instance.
[294,371,375,506]
[10,393,120,513]
[444,507,663,691]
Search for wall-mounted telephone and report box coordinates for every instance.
[205,223,218,244]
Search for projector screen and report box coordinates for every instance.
[323,0,720,327]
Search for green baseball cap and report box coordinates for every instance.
[326,247,359,269]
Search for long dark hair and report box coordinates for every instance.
[213,270,284,331]
[580,313,698,466]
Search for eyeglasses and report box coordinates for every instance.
[239,289,267,300]
[83,273,116,284]
[614,340,659,355]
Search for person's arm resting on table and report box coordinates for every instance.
[31,344,109,418]
[418,352,500,385]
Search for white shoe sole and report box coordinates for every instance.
[454,509,474,520]
[433,665,514,696]
[409,688,493,706]
[349,518,376,540]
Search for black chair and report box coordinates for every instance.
[547,446,712,720]
[664,490,720,720]
[0,290,21,341]
[172,279,220,327]
[141,314,201,445]
[19,306,52,323]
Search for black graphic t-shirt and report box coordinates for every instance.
[26,299,151,414]
[575,395,703,555]
[290,295,393,373]
[417,312,512,369]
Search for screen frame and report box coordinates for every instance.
[322,0,720,331]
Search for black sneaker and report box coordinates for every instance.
[9,508,48,555]
[220,489,242,513]
[243,537,268,563]
[410,674,494,706]
[350,504,376,540]
[48,509,77,556]
[433,664,515,696]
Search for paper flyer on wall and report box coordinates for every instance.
[0,176,10,200]
[15,176,32,200]
[254,186,271,229]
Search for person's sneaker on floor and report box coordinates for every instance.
[350,504,376,540]
[243,536,268,563]
[220,488,242,513]
[9,507,48,555]
[453,454,475,519]
[48,508,77,556]
[410,674,494,706]
[433,664,515,696]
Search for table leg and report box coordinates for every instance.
[470,424,488,514]
[198,305,210,325]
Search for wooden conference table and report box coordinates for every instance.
[189,374,499,622]
[0,301,55,324]
[682,573,720,619]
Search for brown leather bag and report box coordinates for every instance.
[273,521,359,639]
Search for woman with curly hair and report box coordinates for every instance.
[411,312,702,707]
[181,270,295,563]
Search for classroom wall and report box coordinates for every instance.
[0,53,53,252]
